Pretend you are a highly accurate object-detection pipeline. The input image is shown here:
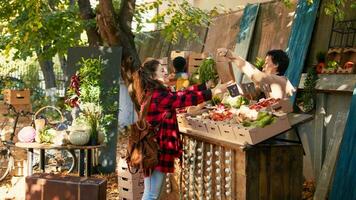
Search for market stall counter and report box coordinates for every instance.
[15,142,105,177]
[177,101,312,200]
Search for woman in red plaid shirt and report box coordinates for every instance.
[138,59,229,200]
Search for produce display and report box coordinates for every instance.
[221,94,249,108]
[178,93,292,145]
[249,98,279,111]
[198,58,218,83]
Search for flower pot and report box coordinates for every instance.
[68,129,90,146]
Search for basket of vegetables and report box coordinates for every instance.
[33,106,67,144]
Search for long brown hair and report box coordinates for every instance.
[135,58,166,103]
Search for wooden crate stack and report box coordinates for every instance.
[188,52,206,74]
[2,89,32,112]
[170,50,207,74]
[1,89,32,142]
[117,158,144,200]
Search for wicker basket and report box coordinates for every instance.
[33,106,64,131]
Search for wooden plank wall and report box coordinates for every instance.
[170,26,208,53]
[137,1,296,63]
[203,11,243,55]
[247,1,296,63]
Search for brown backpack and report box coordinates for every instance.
[126,94,160,173]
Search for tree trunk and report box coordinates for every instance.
[78,0,102,46]
[58,53,67,78]
[97,0,142,111]
[37,53,56,89]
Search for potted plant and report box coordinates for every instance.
[297,67,318,113]
[254,57,265,71]
[316,51,326,74]
[65,57,111,145]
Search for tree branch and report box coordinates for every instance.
[118,0,136,35]
[78,0,102,46]
[97,0,120,45]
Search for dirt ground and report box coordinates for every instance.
[0,130,316,200]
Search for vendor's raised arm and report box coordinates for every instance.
[216,48,296,99]
[217,48,266,82]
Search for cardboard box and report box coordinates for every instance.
[177,114,192,132]
[215,61,235,83]
[178,114,291,146]
[186,117,208,133]
[118,176,144,189]
[117,158,143,181]
[119,186,144,200]
[216,122,236,142]
[336,67,355,74]
[2,89,30,105]
[117,158,144,200]
[259,99,293,113]
[232,114,291,145]
[205,121,221,137]
[321,68,336,74]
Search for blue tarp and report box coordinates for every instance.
[285,0,321,103]
[329,85,356,200]
[234,3,259,83]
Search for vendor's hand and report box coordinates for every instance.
[217,48,236,60]
[211,81,232,96]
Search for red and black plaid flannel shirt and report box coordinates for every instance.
[145,84,212,173]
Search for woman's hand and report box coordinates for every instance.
[205,79,215,89]
[211,81,232,96]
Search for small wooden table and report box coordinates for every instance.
[15,143,105,177]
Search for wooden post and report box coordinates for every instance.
[314,93,326,181]
[314,112,347,200]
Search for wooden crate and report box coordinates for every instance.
[12,104,32,112]
[0,102,7,115]
[188,52,207,74]
[170,50,191,60]
[2,89,31,105]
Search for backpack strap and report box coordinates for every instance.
[135,92,153,140]
[138,92,153,121]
